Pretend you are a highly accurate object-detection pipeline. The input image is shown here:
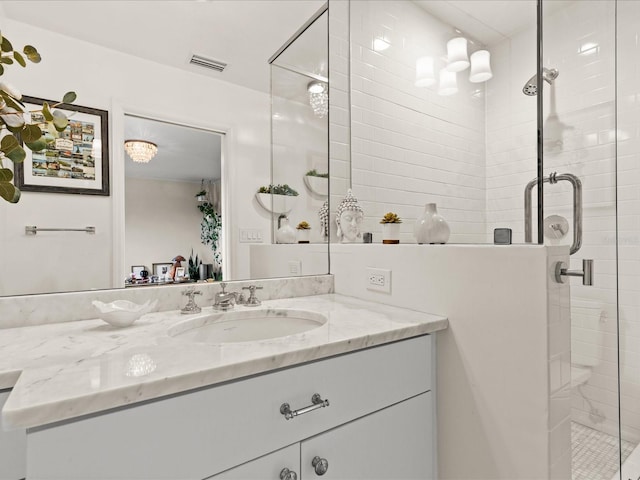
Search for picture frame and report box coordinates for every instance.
[131,265,146,279]
[14,95,110,196]
[175,267,186,278]
[152,263,172,277]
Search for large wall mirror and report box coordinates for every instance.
[0,0,329,297]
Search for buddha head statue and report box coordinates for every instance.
[336,189,364,243]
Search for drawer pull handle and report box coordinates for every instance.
[280,393,330,420]
[280,467,298,480]
[312,456,329,476]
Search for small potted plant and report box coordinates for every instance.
[304,169,329,196]
[195,190,207,202]
[296,221,311,243]
[380,212,402,244]
[256,184,299,214]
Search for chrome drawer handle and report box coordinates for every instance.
[312,456,329,476]
[280,393,330,420]
[280,467,298,480]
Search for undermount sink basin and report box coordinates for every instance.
[167,308,327,344]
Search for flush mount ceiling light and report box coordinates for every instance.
[446,37,470,72]
[124,140,158,164]
[469,50,493,83]
[307,80,328,118]
[415,56,436,87]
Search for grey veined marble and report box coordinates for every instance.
[0,293,447,430]
[0,275,334,329]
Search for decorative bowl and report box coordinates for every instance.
[92,299,158,328]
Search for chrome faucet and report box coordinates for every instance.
[214,282,236,311]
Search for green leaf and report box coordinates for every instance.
[13,51,25,67]
[0,91,23,110]
[25,138,47,152]
[1,37,13,53]
[0,57,13,65]
[0,107,25,131]
[23,45,40,63]
[62,91,76,104]
[0,177,20,203]
[0,167,13,182]
[0,64,5,76]
[52,110,68,132]
[21,123,42,143]
[42,102,53,122]
[1,135,25,163]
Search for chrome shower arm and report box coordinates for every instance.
[524,172,583,255]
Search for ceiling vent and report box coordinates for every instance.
[189,54,227,73]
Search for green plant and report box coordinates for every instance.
[195,190,207,198]
[257,184,299,196]
[305,169,328,178]
[296,221,311,230]
[0,33,76,203]
[380,212,402,224]
[197,199,222,268]
[188,249,200,280]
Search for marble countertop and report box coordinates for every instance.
[1,294,447,430]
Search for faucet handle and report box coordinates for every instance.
[182,287,202,297]
[220,282,227,293]
[242,285,263,307]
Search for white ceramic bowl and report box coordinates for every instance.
[92,299,158,328]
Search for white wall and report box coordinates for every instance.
[124,178,213,278]
[348,0,487,244]
[331,244,571,479]
[0,15,271,296]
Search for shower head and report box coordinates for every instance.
[522,67,559,96]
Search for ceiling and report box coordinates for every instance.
[124,115,221,183]
[0,0,326,94]
[415,0,573,46]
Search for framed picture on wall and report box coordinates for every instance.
[131,265,146,279]
[14,95,110,196]
[152,263,172,277]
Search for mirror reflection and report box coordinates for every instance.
[0,0,329,297]
[124,116,223,287]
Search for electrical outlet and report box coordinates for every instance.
[288,260,302,276]
[366,267,391,293]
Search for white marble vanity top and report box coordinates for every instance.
[0,294,447,430]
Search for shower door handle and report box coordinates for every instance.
[524,172,583,255]
[555,259,593,286]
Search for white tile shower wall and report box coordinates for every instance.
[329,0,351,242]
[331,243,570,479]
[485,1,625,442]
[617,0,640,446]
[348,1,486,244]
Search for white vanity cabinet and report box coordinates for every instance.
[27,335,435,480]
[213,393,433,480]
[0,390,26,480]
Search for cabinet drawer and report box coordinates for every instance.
[28,335,432,480]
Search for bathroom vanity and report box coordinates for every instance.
[0,294,446,479]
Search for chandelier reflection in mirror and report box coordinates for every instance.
[124,139,158,163]
[308,80,328,118]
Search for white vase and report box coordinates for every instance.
[276,218,296,244]
[414,203,450,244]
[382,223,401,244]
